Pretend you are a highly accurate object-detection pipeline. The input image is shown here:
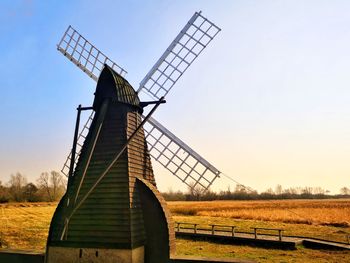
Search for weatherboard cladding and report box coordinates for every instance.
[48,66,156,249]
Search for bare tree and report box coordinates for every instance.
[313,187,326,195]
[37,171,66,201]
[275,184,283,195]
[340,187,350,195]
[265,187,274,195]
[8,173,27,201]
[187,181,206,200]
[50,171,65,200]
[234,184,247,193]
[37,172,52,201]
[302,187,313,195]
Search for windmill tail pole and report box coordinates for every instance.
[60,97,166,239]
[68,105,82,179]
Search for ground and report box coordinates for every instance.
[0,200,349,262]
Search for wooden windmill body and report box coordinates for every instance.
[46,66,174,262]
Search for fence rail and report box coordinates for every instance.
[176,222,237,237]
[251,227,284,241]
[175,222,350,245]
[175,222,287,241]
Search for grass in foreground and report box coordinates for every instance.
[176,239,350,263]
[0,202,56,251]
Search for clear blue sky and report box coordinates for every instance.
[1,0,349,194]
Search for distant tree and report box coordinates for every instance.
[8,173,27,201]
[50,171,65,200]
[37,171,66,201]
[186,182,206,201]
[265,187,274,195]
[23,183,39,202]
[162,190,186,201]
[284,187,296,195]
[340,187,350,195]
[294,187,303,195]
[313,187,325,195]
[302,187,313,196]
[0,180,10,203]
[234,184,247,193]
[275,184,283,195]
[37,172,51,201]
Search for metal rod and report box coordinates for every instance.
[80,106,94,110]
[68,105,82,178]
[140,100,166,108]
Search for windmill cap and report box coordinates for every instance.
[93,64,141,111]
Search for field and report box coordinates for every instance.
[0,199,349,262]
[169,199,350,243]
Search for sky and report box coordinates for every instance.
[0,0,349,194]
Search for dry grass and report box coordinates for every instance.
[171,199,350,262]
[0,202,57,251]
[176,239,350,263]
[168,199,350,227]
[0,200,349,262]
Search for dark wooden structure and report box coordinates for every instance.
[45,65,175,263]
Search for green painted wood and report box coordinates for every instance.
[47,65,157,250]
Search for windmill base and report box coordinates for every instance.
[45,246,144,263]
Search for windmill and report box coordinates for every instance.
[45,11,222,263]
[58,11,221,191]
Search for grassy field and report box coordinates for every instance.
[169,199,350,226]
[169,199,350,243]
[0,200,349,262]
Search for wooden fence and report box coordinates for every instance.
[175,222,284,241]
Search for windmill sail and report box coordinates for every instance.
[61,111,94,177]
[144,116,220,190]
[57,25,127,81]
[138,11,221,99]
[58,12,221,190]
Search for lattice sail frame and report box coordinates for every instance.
[61,112,94,176]
[144,116,220,189]
[59,12,221,190]
[138,11,221,100]
[57,25,127,81]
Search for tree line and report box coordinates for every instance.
[162,184,350,201]
[0,172,66,203]
[1,173,349,203]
